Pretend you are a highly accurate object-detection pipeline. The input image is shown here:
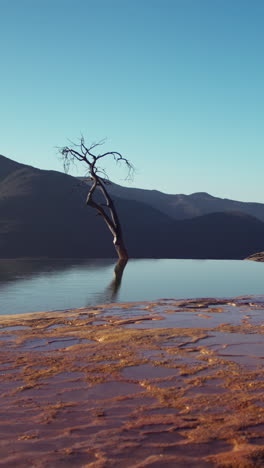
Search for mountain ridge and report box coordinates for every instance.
[93,179,264,222]
[1,154,264,259]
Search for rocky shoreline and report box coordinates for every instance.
[1,297,264,467]
[245,251,264,262]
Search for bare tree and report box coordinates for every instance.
[59,137,133,260]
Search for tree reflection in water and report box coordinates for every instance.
[92,259,128,305]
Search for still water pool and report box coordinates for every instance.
[0,258,263,315]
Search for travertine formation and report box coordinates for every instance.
[245,252,264,262]
[0,296,264,467]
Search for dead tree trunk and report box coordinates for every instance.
[59,138,133,260]
[86,171,129,260]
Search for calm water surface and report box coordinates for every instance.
[0,258,263,315]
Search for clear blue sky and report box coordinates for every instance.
[1,0,263,202]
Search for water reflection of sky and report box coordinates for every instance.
[0,258,263,316]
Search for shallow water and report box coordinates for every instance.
[0,258,263,315]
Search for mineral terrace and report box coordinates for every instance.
[0,296,264,467]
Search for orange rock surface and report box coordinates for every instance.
[0,296,264,467]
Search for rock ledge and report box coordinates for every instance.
[245,251,264,262]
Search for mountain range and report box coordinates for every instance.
[95,180,264,222]
[0,154,264,259]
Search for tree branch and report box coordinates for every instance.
[58,137,133,260]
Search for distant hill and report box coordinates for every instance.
[1,154,264,259]
[91,180,264,222]
[0,154,22,182]
[166,211,264,259]
[0,155,174,258]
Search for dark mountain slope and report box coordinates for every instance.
[0,154,24,182]
[164,211,264,259]
[1,154,264,259]
[102,181,264,222]
[0,156,174,258]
